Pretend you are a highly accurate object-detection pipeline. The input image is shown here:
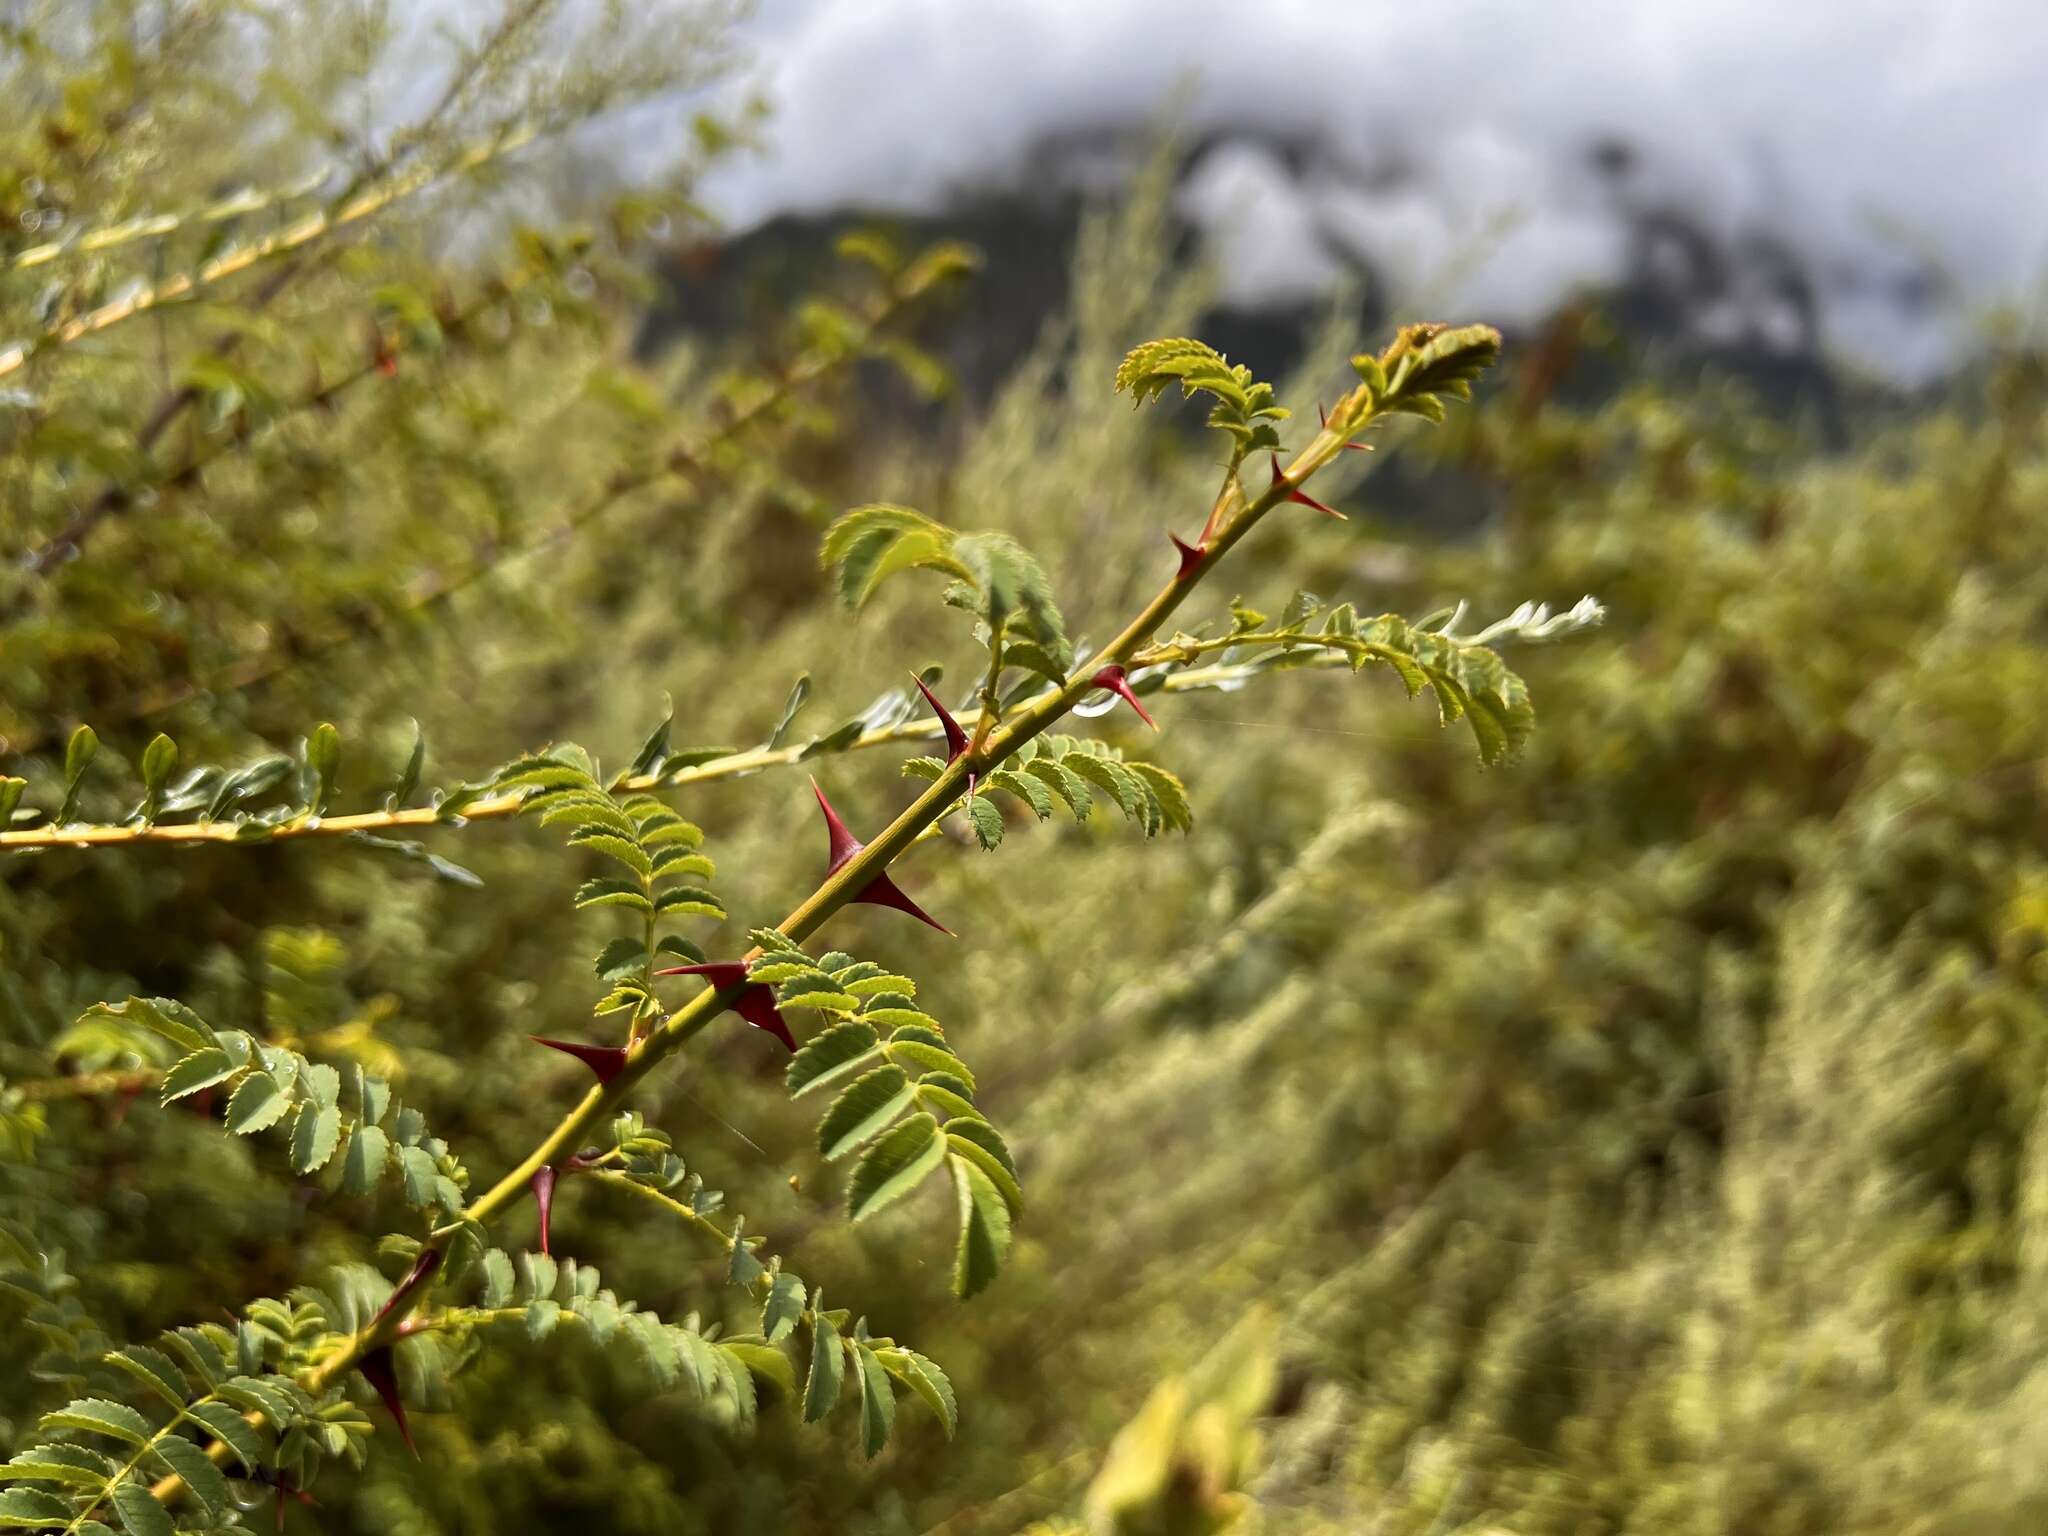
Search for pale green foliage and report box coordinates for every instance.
[0,1290,376,1528]
[904,733,1194,844]
[822,506,1074,671]
[1147,594,1552,765]
[1114,338,1291,452]
[0,23,1598,1528]
[761,931,1023,1297]
[1350,321,1505,423]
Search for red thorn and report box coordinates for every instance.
[913,673,970,763]
[1169,532,1206,580]
[855,872,954,935]
[1088,665,1158,730]
[1269,453,1346,518]
[360,1347,416,1457]
[531,1166,558,1257]
[811,779,952,934]
[372,1249,442,1329]
[811,778,864,874]
[273,1478,316,1531]
[656,960,750,986]
[530,1036,629,1085]
[659,960,798,1051]
[1317,400,1371,451]
[108,1079,146,1128]
[735,987,798,1052]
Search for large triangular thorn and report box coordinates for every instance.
[1088,665,1159,730]
[912,673,970,763]
[530,1166,558,1257]
[530,1035,629,1085]
[813,777,952,933]
[811,778,864,874]
[359,1347,416,1458]
[1269,453,1347,519]
[1169,532,1206,580]
[855,872,954,936]
[655,960,750,987]
[660,959,797,1050]
[735,988,798,1052]
[372,1249,442,1328]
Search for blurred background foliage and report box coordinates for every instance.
[6,3,2048,1533]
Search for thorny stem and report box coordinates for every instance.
[293,387,1366,1382]
[138,385,1377,1510]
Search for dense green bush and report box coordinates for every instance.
[8,6,2048,1535]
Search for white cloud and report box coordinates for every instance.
[702,0,2048,381]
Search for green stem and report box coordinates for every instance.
[294,394,1370,1394]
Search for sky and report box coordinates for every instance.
[687,0,2048,383]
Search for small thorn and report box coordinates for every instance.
[1269,454,1346,519]
[811,778,864,874]
[1169,531,1206,580]
[912,673,970,762]
[1088,665,1158,730]
[529,1035,629,1085]
[530,1166,558,1256]
[359,1347,416,1457]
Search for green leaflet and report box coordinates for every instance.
[818,1067,916,1160]
[150,1435,229,1520]
[787,1022,882,1097]
[0,1487,74,1528]
[762,1271,806,1344]
[1,1443,116,1488]
[820,504,970,610]
[946,1131,1024,1220]
[224,1071,290,1135]
[722,1341,797,1398]
[883,1039,976,1091]
[160,1048,235,1103]
[847,1114,946,1221]
[1114,337,1290,451]
[289,1103,341,1174]
[109,1481,175,1536]
[185,1402,262,1473]
[879,1348,957,1438]
[37,1398,151,1447]
[104,1348,186,1410]
[803,1311,845,1424]
[341,1123,391,1194]
[854,1341,895,1458]
[966,796,1004,849]
[819,508,1070,664]
[951,1156,1013,1299]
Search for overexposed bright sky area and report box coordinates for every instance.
[690,0,2048,383]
